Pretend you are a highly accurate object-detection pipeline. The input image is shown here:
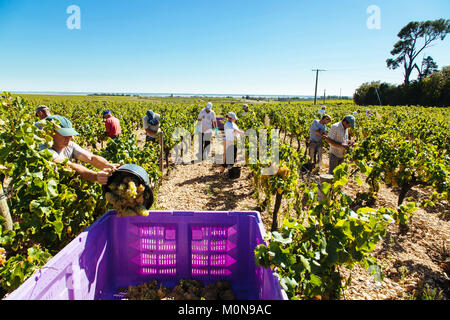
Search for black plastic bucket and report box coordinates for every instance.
[227,166,241,179]
[103,164,154,209]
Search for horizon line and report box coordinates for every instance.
[6,90,352,98]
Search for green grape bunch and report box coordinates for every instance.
[121,279,235,300]
[105,176,148,217]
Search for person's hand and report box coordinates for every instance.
[97,168,113,185]
[105,163,121,171]
[112,163,121,170]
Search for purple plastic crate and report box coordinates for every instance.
[5,211,287,300]
[216,117,225,130]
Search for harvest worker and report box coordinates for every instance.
[241,104,249,116]
[196,102,217,161]
[318,105,326,117]
[220,112,244,173]
[103,110,121,139]
[35,105,51,120]
[41,115,120,184]
[365,109,374,117]
[143,110,161,144]
[308,114,332,167]
[34,105,52,131]
[240,103,255,118]
[325,115,355,174]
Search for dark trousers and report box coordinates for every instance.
[197,132,212,161]
[308,141,323,165]
[221,143,237,169]
[146,135,156,144]
[329,152,344,174]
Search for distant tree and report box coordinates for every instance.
[439,66,450,106]
[354,66,449,107]
[386,19,450,85]
[353,81,386,105]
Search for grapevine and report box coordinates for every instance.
[0,91,448,300]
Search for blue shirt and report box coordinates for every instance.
[309,120,326,143]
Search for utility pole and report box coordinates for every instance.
[312,69,326,105]
[323,89,326,105]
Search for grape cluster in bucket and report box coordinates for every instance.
[105,176,149,217]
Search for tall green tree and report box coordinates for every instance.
[386,19,450,85]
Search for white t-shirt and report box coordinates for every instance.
[41,141,92,162]
[327,121,348,159]
[224,121,241,142]
[197,108,216,133]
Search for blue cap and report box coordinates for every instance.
[46,115,79,137]
[103,110,111,116]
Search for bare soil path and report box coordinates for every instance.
[156,162,259,213]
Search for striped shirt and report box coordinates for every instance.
[327,121,348,159]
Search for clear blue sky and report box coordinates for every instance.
[0,0,449,96]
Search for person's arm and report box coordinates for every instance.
[325,135,349,150]
[66,161,112,184]
[314,129,326,138]
[326,137,349,150]
[325,127,348,150]
[72,143,120,171]
[234,128,245,135]
[89,154,119,170]
[345,132,354,147]
[212,112,217,129]
[233,123,244,136]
